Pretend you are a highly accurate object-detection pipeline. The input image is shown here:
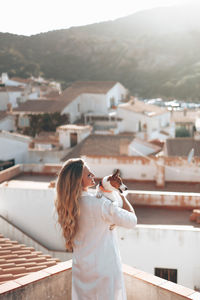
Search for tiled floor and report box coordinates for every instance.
[134,205,200,228]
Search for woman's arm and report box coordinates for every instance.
[101,197,137,229]
[120,194,134,213]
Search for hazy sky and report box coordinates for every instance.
[0,0,194,36]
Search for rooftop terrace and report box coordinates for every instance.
[0,260,199,300]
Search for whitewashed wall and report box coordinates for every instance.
[106,83,128,106]
[27,148,71,163]
[83,156,200,183]
[80,93,107,113]
[0,133,30,163]
[4,79,26,87]
[8,91,23,108]
[0,182,199,290]
[0,185,65,251]
[58,126,91,149]
[61,96,80,123]
[0,92,9,110]
[117,107,170,137]
[117,225,200,290]
[83,156,157,180]
[0,116,15,131]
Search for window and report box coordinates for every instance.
[155,268,177,283]
[110,97,115,108]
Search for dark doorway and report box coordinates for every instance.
[70,133,78,147]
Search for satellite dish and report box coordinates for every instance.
[187,148,194,163]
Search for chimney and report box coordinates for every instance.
[7,103,12,112]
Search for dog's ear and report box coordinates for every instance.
[113,169,120,177]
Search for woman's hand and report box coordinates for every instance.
[120,194,134,213]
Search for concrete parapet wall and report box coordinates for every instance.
[128,190,200,208]
[0,261,72,300]
[0,165,22,184]
[0,261,199,300]
[0,215,72,262]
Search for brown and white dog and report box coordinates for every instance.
[96,170,128,229]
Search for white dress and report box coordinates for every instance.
[72,191,137,300]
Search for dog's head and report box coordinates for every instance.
[107,169,128,193]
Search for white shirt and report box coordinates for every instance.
[72,191,137,300]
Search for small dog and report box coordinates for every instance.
[96,169,128,229]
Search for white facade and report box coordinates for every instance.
[1,73,9,84]
[106,82,128,106]
[0,91,9,110]
[0,178,199,290]
[4,79,27,87]
[61,82,128,123]
[0,183,65,250]
[0,115,15,131]
[7,91,24,108]
[27,148,71,163]
[57,124,92,149]
[0,131,30,163]
[83,156,200,183]
[61,96,80,123]
[117,225,200,290]
[117,105,172,140]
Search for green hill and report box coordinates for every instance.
[1,3,200,100]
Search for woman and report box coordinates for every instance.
[55,158,137,300]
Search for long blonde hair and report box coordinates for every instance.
[55,158,84,252]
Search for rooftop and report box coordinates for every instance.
[62,133,135,160]
[165,138,200,157]
[13,99,58,114]
[0,86,25,92]
[134,205,200,228]
[0,260,199,300]
[13,81,119,114]
[171,110,199,123]
[118,98,167,116]
[0,233,60,285]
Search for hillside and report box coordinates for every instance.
[1,2,200,100]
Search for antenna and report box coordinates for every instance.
[187,148,194,163]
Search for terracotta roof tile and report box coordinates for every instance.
[0,234,60,284]
[166,138,200,157]
[10,77,31,84]
[62,133,135,161]
[13,99,57,113]
[0,86,25,92]
[13,81,118,114]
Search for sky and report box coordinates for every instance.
[0,0,194,36]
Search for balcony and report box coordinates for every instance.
[0,260,199,300]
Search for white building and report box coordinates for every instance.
[60,81,128,122]
[0,164,200,291]
[13,81,128,124]
[0,112,15,131]
[117,98,174,141]
[0,86,28,109]
[57,124,92,149]
[0,131,30,164]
